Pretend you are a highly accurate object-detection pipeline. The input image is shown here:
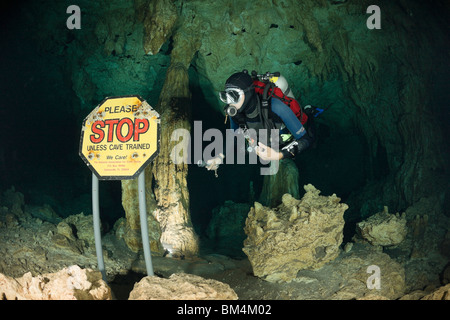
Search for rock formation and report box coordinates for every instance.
[420,283,450,300]
[0,265,111,300]
[118,0,203,257]
[150,17,202,257]
[119,171,165,255]
[1,0,449,301]
[243,185,347,282]
[357,206,407,246]
[1,187,25,220]
[20,0,446,265]
[259,159,300,207]
[137,0,177,55]
[330,250,406,300]
[129,273,238,300]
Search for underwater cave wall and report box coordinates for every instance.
[7,0,449,237]
[185,0,449,216]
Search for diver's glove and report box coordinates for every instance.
[304,105,324,118]
[280,138,310,159]
[205,153,225,171]
[254,142,283,161]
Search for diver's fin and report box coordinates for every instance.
[304,105,324,118]
[313,108,324,117]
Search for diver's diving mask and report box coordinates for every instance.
[219,87,244,117]
[219,88,243,105]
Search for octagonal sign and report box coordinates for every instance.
[79,95,160,180]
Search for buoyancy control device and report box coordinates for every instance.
[250,70,308,126]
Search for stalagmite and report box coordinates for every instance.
[120,168,164,254]
[151,15,202,257]
[259,159,300,207]
[120,1,201,256]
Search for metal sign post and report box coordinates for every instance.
[91,173,106,281]
[138,170,154,276]
[79,95,160,281]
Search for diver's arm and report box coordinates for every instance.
[280,135,312,159]
[269,97,312,159]
[270,98,307,140]
[255,142,283,161]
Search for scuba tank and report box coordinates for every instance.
[269,74,296,100]
[250,71,295,99]
[251,70,308,127]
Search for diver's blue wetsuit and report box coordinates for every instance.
[229,97,312,158]
[230,97,306,139]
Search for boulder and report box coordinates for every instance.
[64,213,97,246]
[27,204,61,224]
[421,283,450,300]
[128,273,238,300]
[243,184,347,282]
[0,265,111,300]
[1,187,25,218]
[357,206,407,246]
[332,250,406,300]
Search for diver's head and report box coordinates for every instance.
[219,87,244,117]
[219,71,255,116]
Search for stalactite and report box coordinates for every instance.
[139,0,177,55]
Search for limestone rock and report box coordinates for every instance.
[0,265,111,300]
[259,158,300,208]
[114,217,164,255]
[357,206,407,246]
[243,185,347,282]
[27,204,61,224]
[399,290,428,300]
[56,221,75,240]
[421,283,450,300]
[140,0,177,55]
[357,294,389,300]
[1,186,25,217]
[120,173,165,255]
[150,25,201,257]
[331,250,406,300]
[2,210,18,228]
[94,7,135,57]
[63,212,101,249]
[129,273,238,300]
[51,233,84,254]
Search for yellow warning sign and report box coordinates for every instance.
[79,95,160,180]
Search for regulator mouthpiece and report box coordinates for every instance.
[224,105,238,117]
[197,160,207,167]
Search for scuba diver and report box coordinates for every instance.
[204,70,322,172]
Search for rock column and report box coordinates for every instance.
[121,1,201,257]
[151,19,202,257]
